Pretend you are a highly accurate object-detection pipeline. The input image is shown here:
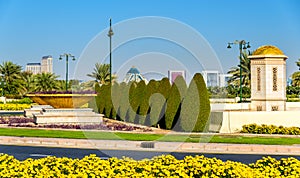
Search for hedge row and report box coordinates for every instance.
[1,154,300,177]
[91,73,211,132]
[0,104,31,111]
[241,124,300,135]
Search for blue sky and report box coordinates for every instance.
[0,0,299,81]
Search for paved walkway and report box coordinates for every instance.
[1,136,300,156]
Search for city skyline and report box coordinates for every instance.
[0,0,299,81]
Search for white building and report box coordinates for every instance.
[202,70,232,88]
[219,74,232,87]
[25,63,41,75]
[41,55,53,73]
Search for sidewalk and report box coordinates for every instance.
[1,136,300,156]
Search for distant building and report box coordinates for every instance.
[41,55,53,73]
[202,70,219,87]
[25,55,53,74]
[219,74,232,87]
[123,66,148,83]
[168,70,186,84]
[202,70,232,87]
[25,63,41,75]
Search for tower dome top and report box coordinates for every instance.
[253,45,284,55]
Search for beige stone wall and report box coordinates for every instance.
[215,111,300,133]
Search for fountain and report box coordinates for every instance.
[26,92,103,124]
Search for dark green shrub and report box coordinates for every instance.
[137,80,159,125]
[165,84,181,130]
[102,84,113,118]
[180,73,211,132]
[116,82,130,121]
[128,82,140,123]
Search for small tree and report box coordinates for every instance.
[181,73,210,132]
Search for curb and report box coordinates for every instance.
[1,136,300,156]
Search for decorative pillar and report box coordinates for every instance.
[249,45,288,111]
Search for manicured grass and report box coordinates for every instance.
[1,128,300,145]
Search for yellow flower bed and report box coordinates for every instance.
[1,154,300,177]
[0,104,31,110]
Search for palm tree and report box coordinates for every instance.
[19,71,35,95]
[0,61,23,95]
[296,58,300,70]
[290,59,300,87]
[34,73,60,92]
[227,50,251,88]
[291,72,300,87]
[87,63,116,85]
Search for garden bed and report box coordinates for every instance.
[0,116,153,132]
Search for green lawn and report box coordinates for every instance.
[1,128,300,145]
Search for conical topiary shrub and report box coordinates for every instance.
[180,73,210,132]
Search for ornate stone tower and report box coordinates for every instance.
[249,45,288,111]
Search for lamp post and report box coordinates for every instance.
[107,18,114,85]
[227,40,251,103]
[59,53,76,91]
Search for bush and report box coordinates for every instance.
[0,104,31,110]
[241,124,300,135]
[165,76,187,130]
[180,73,211,132]
[1,154,300,177]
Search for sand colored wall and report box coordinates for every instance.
[209,110,300,133]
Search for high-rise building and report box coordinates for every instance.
[25,63,41,75]
[41,55,53,73]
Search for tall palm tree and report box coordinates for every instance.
[0,61,23,95]
[291,72,300,87]
[34,73,60,92]
[227,50,251,88]
[296,58,300,70]
[19,71,35,95]
[87,63,116,85]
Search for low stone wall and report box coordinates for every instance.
[209,110,300,133]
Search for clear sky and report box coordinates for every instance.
[0,0,299,82]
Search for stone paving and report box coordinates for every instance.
[1,136,300,155]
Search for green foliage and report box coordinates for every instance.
[101,84,113,118]
[138,80,158,125]
[7,97,33,104]
[88,83,101,112]
[111,83,121,119]
[181,73,211,132]
[0,61,23,95]
[128,81,146,124]
[165,76,187,130]
[34,73,60,92]
[158,78,171,99]
[87,63,117,85]
[118,82,130,121]
[241,124,300,135]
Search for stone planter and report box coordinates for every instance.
[26,94,96,108]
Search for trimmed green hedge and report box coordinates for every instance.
[93,74,211,132]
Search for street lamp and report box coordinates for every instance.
[59,53,76,91]
[107,18,114,85]
[227,40,251,103]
